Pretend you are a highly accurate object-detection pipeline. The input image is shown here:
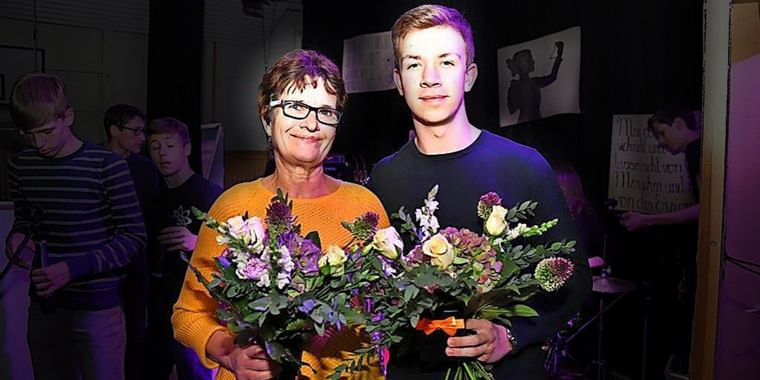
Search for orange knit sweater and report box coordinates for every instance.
[171,179,389,380]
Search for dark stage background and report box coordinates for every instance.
[302,1,703,378]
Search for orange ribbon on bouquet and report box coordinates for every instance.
[415,316,465,336]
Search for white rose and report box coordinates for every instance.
[319,245,347,275]
[485,205,508,235]
[243,217,266,250]
[226,216,246,238]
[422,233,455,270]
[373,227,404,259]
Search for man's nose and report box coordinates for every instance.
[420,66,441,88]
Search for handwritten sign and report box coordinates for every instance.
[341,31,396,94]
[607,114,695,213]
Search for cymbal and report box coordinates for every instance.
[592,275,635,294]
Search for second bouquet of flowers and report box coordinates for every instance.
[343,185,577,380]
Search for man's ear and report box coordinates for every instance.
[393,68,404,96]
[184,142,192,157]
[63,108,75,127]
[464,63,478,92]
[261,116,272,137]
[108,124,120,139]
[672,117,686,130]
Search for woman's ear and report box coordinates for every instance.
[261,116,272,137]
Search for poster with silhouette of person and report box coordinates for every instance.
[497,26,581,127]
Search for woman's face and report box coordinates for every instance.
[269,76,338,170]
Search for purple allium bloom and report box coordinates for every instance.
[477,192,502,219]
[479,192,502,207]
[371,331,382,344]
[360,212,380,229]
[351,212,380,241]
[266,200,293,231]
[534,257,575,292]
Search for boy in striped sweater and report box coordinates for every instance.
[5,72,146,380]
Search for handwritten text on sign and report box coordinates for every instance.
[607,115,695,213]
[342,31,396,94]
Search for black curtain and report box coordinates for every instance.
[147,0,205,173]
[301,0,702,205]
[302,1,703,378]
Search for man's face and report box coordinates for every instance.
[112,116,146,154]
[148,133,189,177]
[393,26,476,127]
[23,113,74,158]
[651,120,686,154]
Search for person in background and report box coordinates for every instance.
[171,49,390,380]
[367,4,591,379]
[103,103,160,380]
[6,72,145,380]
[554,164,617,267]
[143,117,223,380]
[619,106,702,373]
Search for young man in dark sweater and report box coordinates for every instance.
[6,72,146,379]
[367,5,592,379]
[103,103,160,380]
[144,117,222,380]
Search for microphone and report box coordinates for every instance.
[22,203,56,313]
[31,239,56,314]
[604,198,623,219]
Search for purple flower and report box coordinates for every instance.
[217,255,231,269]
[371,312,385,323]
[236,258,270,286]
[360,212,380,228]
[402,245,425,267]
[534,257,575,291]
[478,192,502,219]
[296,239,322,275]
[266,200,293,232]
[347,212,380,241]
[479,192,502,207]
[299,299,316,314]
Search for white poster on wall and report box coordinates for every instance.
[342,31,395,94]
[607,114,695,213]
[497,26,581,127]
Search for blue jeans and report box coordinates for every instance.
[27,303,126,380]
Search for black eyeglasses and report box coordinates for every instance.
[119,124,145,136]
[269,99,342,126]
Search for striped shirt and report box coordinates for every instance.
[8,142,146,310]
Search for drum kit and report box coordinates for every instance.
[545,256,636,380]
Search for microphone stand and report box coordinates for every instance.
[0,204,44,285]
[0,228,36,284]
[0,209,55,314]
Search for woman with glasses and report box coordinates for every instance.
[171,49,390,380]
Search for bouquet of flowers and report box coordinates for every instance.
[186,190,365,376]
[342,185,577,380]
